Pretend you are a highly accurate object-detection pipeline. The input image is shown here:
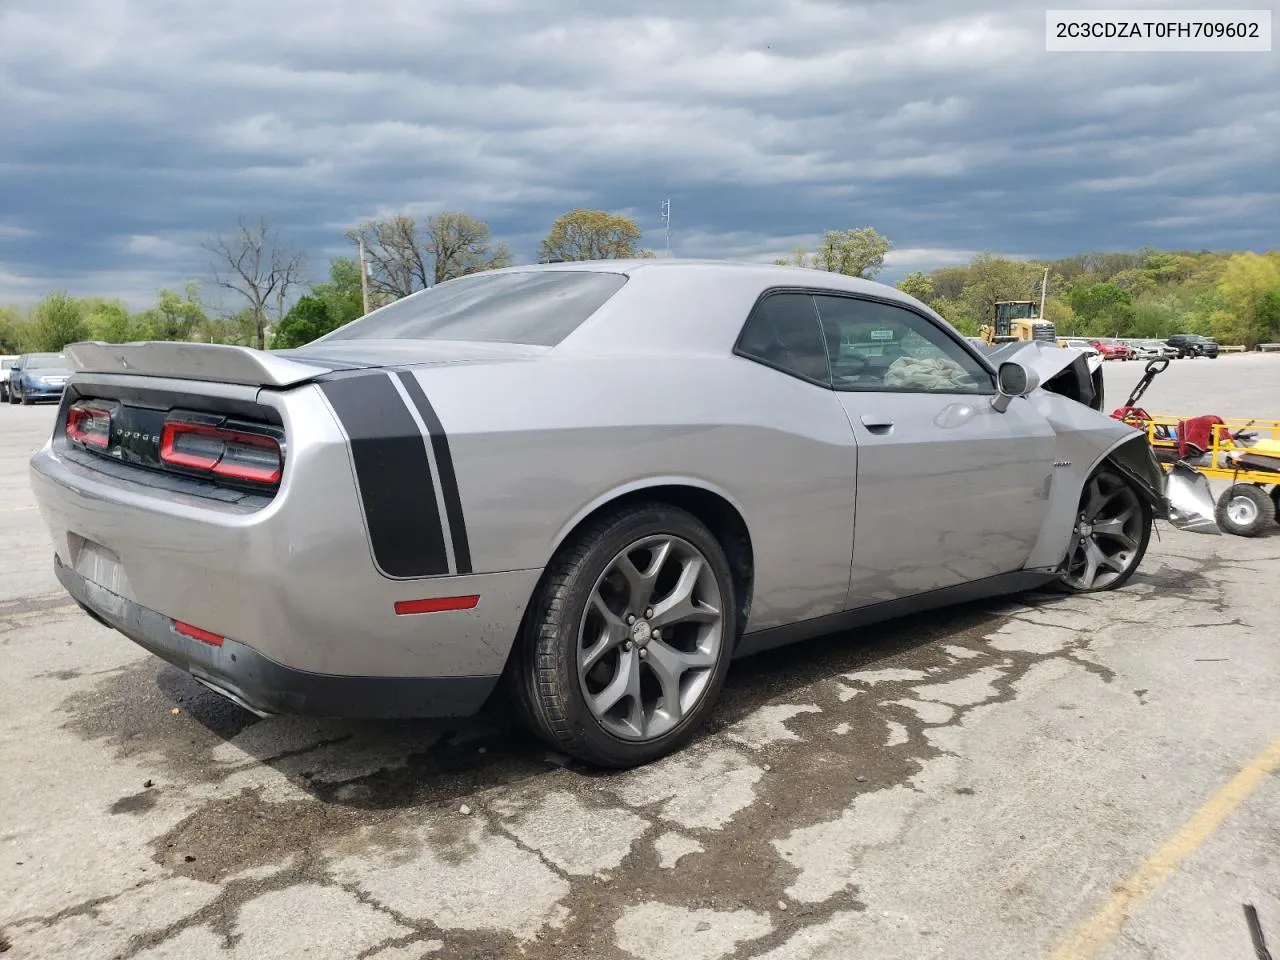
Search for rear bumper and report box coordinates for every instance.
[28,378,542,682]
[56,555,500,718]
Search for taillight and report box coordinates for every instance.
[160,419,283,486]
[66,401,113,449]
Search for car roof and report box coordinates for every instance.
[484,259,941,355]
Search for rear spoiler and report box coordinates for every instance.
[63,341,337,388]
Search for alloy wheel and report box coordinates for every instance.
[577,534,724,741]
[1062,473,1146,590]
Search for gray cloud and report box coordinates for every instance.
[0,0,1274,306]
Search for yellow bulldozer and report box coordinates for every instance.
[979,300,1057,345]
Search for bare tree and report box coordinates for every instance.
[427,213,511,284]
[345,215,428,301]
[347,212,509,301]
[202,217,306,350]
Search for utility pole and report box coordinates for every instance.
[660,198,671,256]
[357,235,371,316]
[1039,268,1048,320]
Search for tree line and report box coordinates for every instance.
[3,212,1277,354]
[897,248,1280,349]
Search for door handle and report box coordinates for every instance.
[860,414,894,432]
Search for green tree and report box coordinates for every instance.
[137,283,208,341]
[1043,297,1076,334]
[0,306,26,353]
[929,297,982,335]
[538,209,647,261]
[896,271,934,302]
[1109,268,1155,297]
[1129,295,1181,339]
[928,267,969,301]
[271,296,334,349]
[1139,251,1186,284]
[813,227,892,279]
[85,301,142,343]
[1259,290,1280,344]
[312,257,366,328]
[1216,252,1280,348]
[26,292,88,351]
[193,307,258,346]
[959,254,1045,326]
[1066,283,1134,335]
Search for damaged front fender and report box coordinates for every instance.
[1105,433,1169,520]
[1164,462,1220,535]
[1103,434,1219,533]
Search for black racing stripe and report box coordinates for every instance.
[320,374,449,578]
[396,371,473,575]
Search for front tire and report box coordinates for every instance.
[1058,468,1153,593]
[1215,484,1275,537]
[512,503,737,768]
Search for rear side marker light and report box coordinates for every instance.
[160,420,283,486]
[66,403,113,449]
[394,595,480,616]
[174,620,224,647]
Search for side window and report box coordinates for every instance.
[735,293,831,385]
[813,295,994,394]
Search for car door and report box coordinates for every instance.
[731,292,862,629]
[813,293,1058,607]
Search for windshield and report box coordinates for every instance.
[323,270,628,346]
[27,354,68,370]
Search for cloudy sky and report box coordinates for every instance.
[1,0,1275,307]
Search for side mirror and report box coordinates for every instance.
[991,361,1040,413]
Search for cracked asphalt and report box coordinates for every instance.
[2,354,1278,960]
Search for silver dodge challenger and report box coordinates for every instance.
[29,260,1216,767]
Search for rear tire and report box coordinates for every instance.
[1270,487,1280,527]
[511,502,737,768]
[1058,468,1153,593]
[1215,484,1275,537]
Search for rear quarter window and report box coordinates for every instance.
[323,270,628,346]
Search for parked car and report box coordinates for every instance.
[1128,340,1176,361]
[1166,333,1218,359]
[0,356,18,402]
[1089,338,1133,361]
[9,353,72,404]
[1060,338,1101,358]
[31,261,1211,768]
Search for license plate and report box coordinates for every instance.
[74,541,134,601]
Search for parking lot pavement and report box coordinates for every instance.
[1,354,1277,960]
